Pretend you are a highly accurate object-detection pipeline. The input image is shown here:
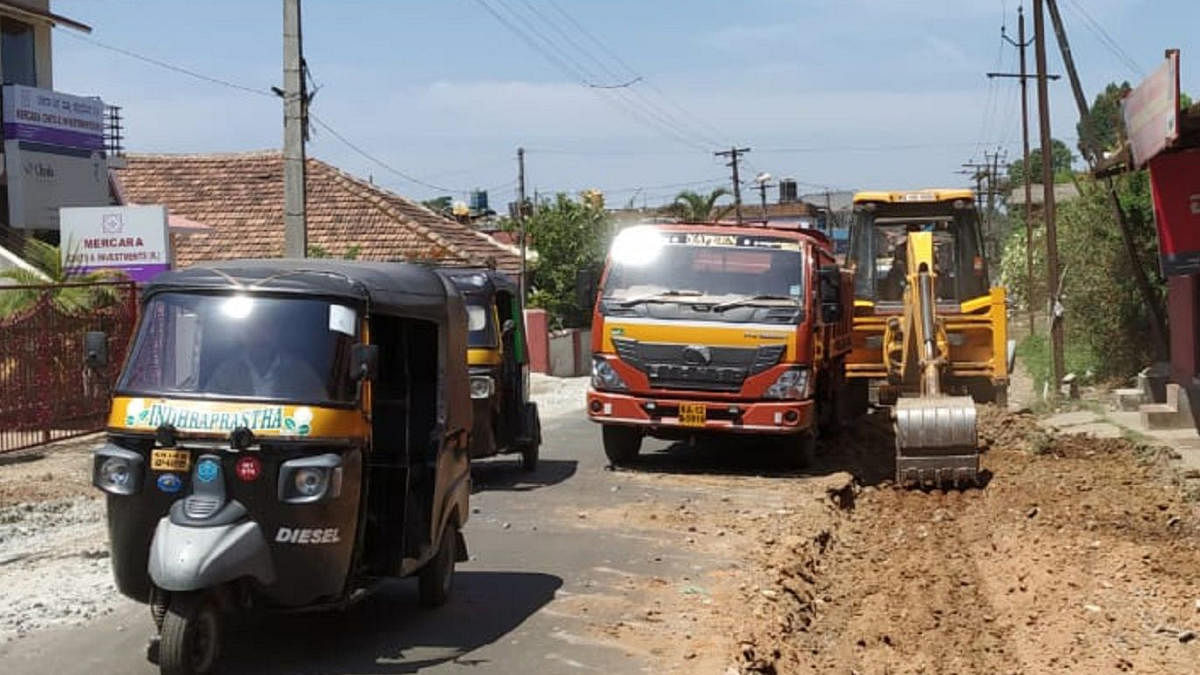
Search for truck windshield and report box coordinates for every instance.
[118,292,358,404]
[602,233,805,316]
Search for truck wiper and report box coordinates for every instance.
[616,289,704,307]
[712,294,799,312]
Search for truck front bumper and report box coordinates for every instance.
[586,389,814,434]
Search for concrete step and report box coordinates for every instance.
[1113,387,1145,411]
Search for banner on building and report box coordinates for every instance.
[2,84,105,150]
[1148,148,1200,276]
[3,84,110,229]
[1122,50,1181,168]
[60,205,171,282]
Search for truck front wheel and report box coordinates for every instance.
[602,425,642,466]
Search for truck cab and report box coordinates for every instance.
[585,222,854,465]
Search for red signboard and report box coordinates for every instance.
[1149,148,1200,276]
[1123,50,1180,168]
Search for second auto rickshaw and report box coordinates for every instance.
[89,260,473,675]
[435,267,541,470]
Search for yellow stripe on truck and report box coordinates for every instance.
[601,318,797,361]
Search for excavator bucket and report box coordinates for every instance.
[894,395,979,487]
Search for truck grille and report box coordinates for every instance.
[612,337,784,392]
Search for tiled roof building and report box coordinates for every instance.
[113,152,522,277]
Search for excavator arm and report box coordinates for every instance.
[890,231,980,487]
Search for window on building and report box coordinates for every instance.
[2,18,36,86]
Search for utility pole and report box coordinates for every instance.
[714,147,750,224]
[517,147,527,303]
[959,154,1003,261]
[1044,0,1169,361]
[989,4,1059,335]
[1033,0,1065,397]
[754,177,773,224]
[282,0,307,258]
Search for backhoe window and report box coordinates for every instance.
[849,210,987,303]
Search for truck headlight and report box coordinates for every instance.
[92,445,144,496]
[591,356,628,391]
[470,375,495,399]
[764,367,810,400]
[278,454,343,504]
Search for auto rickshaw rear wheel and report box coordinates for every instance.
[419,520,458,608]
[159,592,221,675]
[518,403,541,472]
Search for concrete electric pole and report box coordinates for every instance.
[989,6,1061,336]
[754,172,773,224]
[715,147,750,224]
[1033,0,1065,397]
[517,147,527,303]
[282,0,307,258]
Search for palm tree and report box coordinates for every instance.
[667,188,734,222]
[0,237,125,316]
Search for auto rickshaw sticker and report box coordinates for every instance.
[111,397,366,438]
[282,407,313,436]
[155,473,182,494]
[195,459,220,483]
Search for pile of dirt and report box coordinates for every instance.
[730,407,1200,674]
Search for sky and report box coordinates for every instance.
[51,0,1200,208]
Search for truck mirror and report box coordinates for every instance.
[84,331,108,369]
[575,266,599,311]
[350,344,379,381]
[818,265,841,303]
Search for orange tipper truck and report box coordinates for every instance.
[585,222,856,466]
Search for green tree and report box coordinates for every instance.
[666,188,733,222]
[1008,139,1074,185]
[518,193,609,328]
[999,171,1162,386]
[421,196,453,215]
[0,237,124,316]
[1079,81,1132,154]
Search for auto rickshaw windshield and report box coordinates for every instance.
[118,292,359,404]
[465,301,497,348]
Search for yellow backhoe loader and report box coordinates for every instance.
[845,189,1011,487]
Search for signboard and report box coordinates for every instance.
[60,205,171,282]
[1148,148,1200,276]
[2,84,110,229]
[4,142,109,229]
[1122,50,1181,168]
[2,84,105,150]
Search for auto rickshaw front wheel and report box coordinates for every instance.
[418,520,458,608]
[518,403,541,472]
[158,592,221,675]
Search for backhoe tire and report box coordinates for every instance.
[419,520,458,608]
[159,592,221,675]
[602,425,642,466]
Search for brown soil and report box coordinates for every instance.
[0,435,98,506]
[734,409,1200,674]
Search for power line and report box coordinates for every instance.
[1062,0,1144,78]
[61,32,273,98]
[308,113,460,193]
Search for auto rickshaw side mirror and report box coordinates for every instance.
[501,318,516,337]
[84,331,108,370]
[350,344,379,381]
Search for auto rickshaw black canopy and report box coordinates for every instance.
[144,259,459,319]
[432,267,519,299]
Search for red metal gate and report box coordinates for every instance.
[0,281,137,453]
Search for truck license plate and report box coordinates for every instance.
[678,403,706,427]
[150,449,191,472]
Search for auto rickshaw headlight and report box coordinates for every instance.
[278,454,344,504]
[92,445,144,496]
[470,375,495,399]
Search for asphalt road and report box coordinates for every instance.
[0,408,741,674]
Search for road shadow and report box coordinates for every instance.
[219,571,562,674]
[471,458,577,493]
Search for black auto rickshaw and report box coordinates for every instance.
[434,267,541,471]
[88,260,472,675]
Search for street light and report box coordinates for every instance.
[754,173,773,224]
